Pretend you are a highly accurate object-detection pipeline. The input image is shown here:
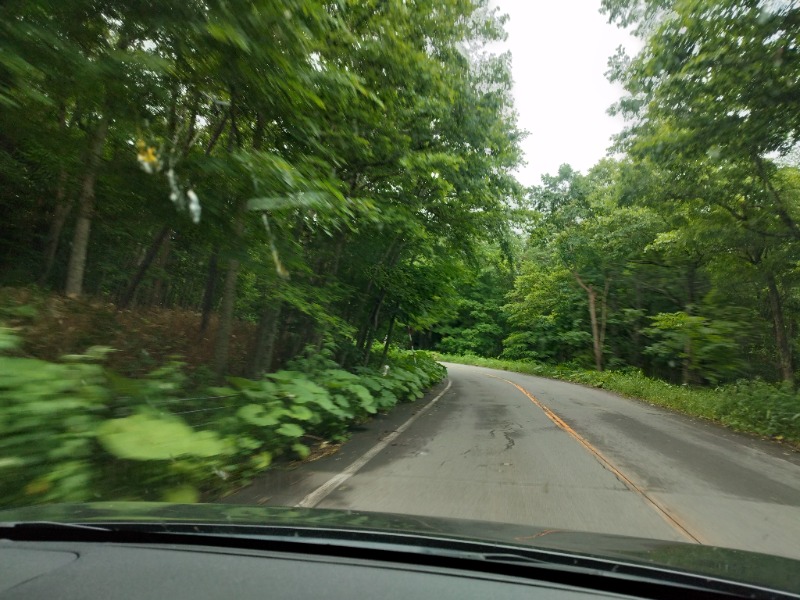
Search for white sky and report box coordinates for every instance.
[489,0,641,187]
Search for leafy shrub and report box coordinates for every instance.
[0,329,447,508]
[717,380,800,440]
[0,328,109,505]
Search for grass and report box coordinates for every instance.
[435,354,800,448]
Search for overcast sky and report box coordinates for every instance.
[489,0,641,187]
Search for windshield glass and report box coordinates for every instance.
[1,0,799,574]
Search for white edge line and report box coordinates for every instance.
[295,379,453,508]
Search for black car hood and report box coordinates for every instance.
[0,502,798,594]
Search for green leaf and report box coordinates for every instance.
[276,423,304,438]
[292,443,310,459]
[97,413,229,460]
[250,451,272,470]
[288,405,315,421]
[237,404,283,427]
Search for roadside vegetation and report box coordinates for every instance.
[0,0,515,507]
[1,319,445,508]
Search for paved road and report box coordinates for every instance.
[224,362,800,560]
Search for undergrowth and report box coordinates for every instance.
[0,326,446,508]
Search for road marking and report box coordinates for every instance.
[295,379,453,509]
[490,375,704,544]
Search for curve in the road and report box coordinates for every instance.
[489,374,704,544]
[225,363,800,560]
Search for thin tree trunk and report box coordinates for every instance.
[248,303,281,378]
[199,250,219,333]
[150,233,171,306]
[182,94,199,155]
[212,205,246,375]
[359,290,386,351]
[380,314,396,366]
[631,281,643,367]
[574,272,603,371]
[39,103,72,285]
[212,251,240,375]
[682,264,697,385]
[39,182,72,285]
[766,275,794,384]
[64,114,110,297]
[599,278,610,351]
[118,225,171,308]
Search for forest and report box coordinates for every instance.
[1,0,799,505]
[1,0,523,374]
[438,0,800,390]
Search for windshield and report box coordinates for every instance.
[1,0,799,576]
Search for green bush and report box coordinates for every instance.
[0,329,447,508]
[717,380,800,440]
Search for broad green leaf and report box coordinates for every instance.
[237,404,282,427]
[97,413,229,460]
[276,423,304,438]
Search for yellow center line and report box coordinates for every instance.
[489,375,705,545]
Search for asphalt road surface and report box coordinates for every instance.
[224,362,800,560]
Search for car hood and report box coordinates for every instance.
[0,502,798,594]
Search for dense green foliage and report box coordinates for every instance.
[0,0,517,508]
[0,0,522,375]
[1,327,445,507]
[438,0,800,390]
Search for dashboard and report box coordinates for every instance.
[1,540,631,600]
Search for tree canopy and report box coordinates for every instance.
[1,0,523,375]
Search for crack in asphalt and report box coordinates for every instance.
[489,422,520,452]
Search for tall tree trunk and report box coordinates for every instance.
[39,181,72,285]
[248,303,281,378]
[354,236,403,343]
[211,97,256,374]
[362,290,387,367]
[380,314,396,366]
[117,225,171,308]
[212,205,246,375]
[574,273,603,371]
[682,264,697,385]
[39,103,72,285]
[631,281,643,367]
[64,115,109,297]
[766,275,794,384]
[599,279,610,354]
[212,252,240,375]
[199,250,219,333]
[150,233,171,306]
